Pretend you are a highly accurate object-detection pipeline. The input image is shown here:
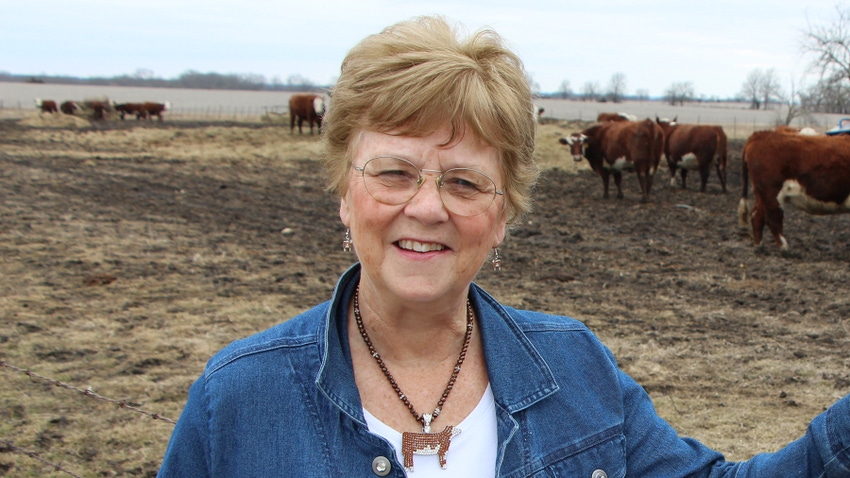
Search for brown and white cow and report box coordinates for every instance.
[140,102,170,121]
[655,117,728,193]
[559,118,664,202]
[84,100,109,120]
[35,98,58,114]
[60,101,78,115]
[114,102,146,120]
[775,125,818,136]
[596,112,636,122]
[738,129,850,249]
[289,94,326,134]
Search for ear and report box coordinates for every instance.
[339,195,351,227]
[492,213,507,249]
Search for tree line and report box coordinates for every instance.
[0,69,328,93]
[545,4,850,121]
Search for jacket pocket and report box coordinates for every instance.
[529,432,626,478]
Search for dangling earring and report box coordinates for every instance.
[342,228,353,252]
[491,247,502,272]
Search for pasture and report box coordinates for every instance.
[1,113,849,476]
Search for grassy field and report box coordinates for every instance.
[2,112,848,476]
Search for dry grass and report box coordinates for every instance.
[1,114,847,476]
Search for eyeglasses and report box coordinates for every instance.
[354,156,504,217]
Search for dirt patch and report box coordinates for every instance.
[1,115,848,475]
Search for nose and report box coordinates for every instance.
[406,170,449,219]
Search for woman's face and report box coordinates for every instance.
[340,127,507,306]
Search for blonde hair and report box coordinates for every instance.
[321,15,539,224]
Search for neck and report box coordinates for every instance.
[352,283,471,362]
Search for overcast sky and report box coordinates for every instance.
[1,1,842,99]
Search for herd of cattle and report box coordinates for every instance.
[35,93,328,130]
[560,112,850,250]
[35,98,171,121]
[33,92,850,250]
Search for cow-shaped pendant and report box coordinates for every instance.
[401,426,462,471]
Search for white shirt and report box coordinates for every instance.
[363,384,497,477]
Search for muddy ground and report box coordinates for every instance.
[1,115,849,476]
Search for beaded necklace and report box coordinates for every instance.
[353,286,473,471]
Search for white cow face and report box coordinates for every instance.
[313,97,326,115]
[558,134,587,162]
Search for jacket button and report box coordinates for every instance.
[591,470,608,478]
[372,456,392,476]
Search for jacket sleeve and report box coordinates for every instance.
[157,376,211,478]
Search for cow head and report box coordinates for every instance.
[655,115,678,133]
[313,97,326,116]
[558,133,587,162]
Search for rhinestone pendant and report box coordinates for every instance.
[401,426,461,471]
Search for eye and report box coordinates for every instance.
[441,170,493,198]
[364,158,419,187]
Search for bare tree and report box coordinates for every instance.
[758,68,783,109]
[664,81,695,106]
[557,80,572,100]
[607,72,627,103]
[581,81,601,102]
[777,79,802,125]
[801,4,850,112]
[287,74,315,88]
[741,70,763,109]
[634,88,650,101]
[803,5,850,86]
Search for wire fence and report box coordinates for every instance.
[0,359,176,476]
[0,102,292,123]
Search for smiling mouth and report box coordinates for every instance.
[397,239,446,252]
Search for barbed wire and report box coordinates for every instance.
[0,440,83,478]
[0,359,177,424]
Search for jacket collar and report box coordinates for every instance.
[315,263,559,424]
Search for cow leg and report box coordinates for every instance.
[679,169,688,189]
[669,166,678,187]
[716,162,727,193]
[636,170,650,203]
[764,204,787,249]
[600,171,611,199]
[699,166,710,193]
[644,169,655,202]
[751,200,767,246]
[613,172,624,199]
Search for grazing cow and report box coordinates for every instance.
[775,125,818,136]
[289,94,325,134]
[655,117,728,193]
[597,112,636,122]
[35,98,58,114]
[114,102,146,120]
[559,118,664,202]
[60,101,78,115]
[140,101,170,121]
[738,129,850,249]
[85,101,109,120]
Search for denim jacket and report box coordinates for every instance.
[158,264,850,477]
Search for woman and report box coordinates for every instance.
[158,16,850,477]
